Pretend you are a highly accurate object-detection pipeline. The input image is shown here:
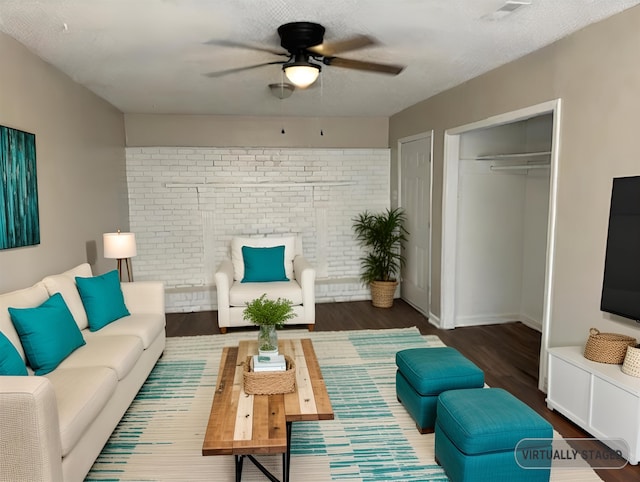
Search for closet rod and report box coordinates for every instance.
[490,164,550,172]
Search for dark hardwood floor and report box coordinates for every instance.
[166,299,637,481]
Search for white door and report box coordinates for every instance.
[399,133,432,315]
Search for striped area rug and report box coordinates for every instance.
[86,327,601,481]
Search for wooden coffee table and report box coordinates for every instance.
[202,338,333,482]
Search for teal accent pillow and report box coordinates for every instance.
[0,331,28,376]
[8,293,85,375]
[76,270,130,331]
[241,245,289,283]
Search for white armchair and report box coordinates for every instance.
[215,235,316,333]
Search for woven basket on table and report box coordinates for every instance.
[243,355,296,395]
[583,328,636,364]
[622,345,640,377]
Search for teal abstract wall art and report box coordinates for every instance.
[0,125,40,250]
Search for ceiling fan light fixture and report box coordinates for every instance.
[269,82,295,99]
[283,59,321,88]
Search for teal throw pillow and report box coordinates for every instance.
[0,331,28,376]
[8,293,85,375]
[76,270,130,331]
[241,245,289,283]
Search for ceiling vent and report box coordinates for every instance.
[483,1,532,20]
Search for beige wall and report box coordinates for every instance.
[390,6,640,346]
[125,114,388,148]
[3,4,640,349]
[0,32,128,293]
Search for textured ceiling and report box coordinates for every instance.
[1,0,639,117]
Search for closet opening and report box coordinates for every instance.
[442,99,561,392]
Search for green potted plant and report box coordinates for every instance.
[243,294,295,355]
[352,207,409,308]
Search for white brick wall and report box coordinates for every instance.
[126,147,390,312]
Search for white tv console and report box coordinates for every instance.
[546,346,640,465]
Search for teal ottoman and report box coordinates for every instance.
[396,347,484,433]
[435,388,553,482]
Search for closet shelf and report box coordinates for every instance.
[490,164,550,172]
[472,151,551,161]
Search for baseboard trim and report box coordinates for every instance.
[454,312,542,332]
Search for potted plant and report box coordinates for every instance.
[352,207,409,308]
[243,294,295,355]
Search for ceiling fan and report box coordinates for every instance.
[203,22,405,89]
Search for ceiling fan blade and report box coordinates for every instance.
[203,61,285,78]
[308,35,377,56]
[203,39,288,57]
[323,56,404,75]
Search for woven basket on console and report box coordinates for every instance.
[243,355,296,395]
[622,345,640,377]
[583,328,636,364]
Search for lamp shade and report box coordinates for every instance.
[284,63,320,88]
[103,232,137,259]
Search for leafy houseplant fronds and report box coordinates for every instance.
[352,208,409,284]
[242,293,295,329]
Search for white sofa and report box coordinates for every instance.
[215,235,316,333]
[0,263,166,482]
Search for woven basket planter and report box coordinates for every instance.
[370,280,398,308]
[583,328,636,364]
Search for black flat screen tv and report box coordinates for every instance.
[600,175,640,322]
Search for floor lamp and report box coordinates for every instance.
[103,231,137,282]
